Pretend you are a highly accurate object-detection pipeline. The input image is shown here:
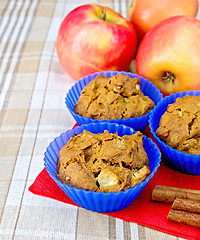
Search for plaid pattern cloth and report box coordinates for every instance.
[0,0,199,239]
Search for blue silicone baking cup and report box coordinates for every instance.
[44,122,161,212]
[65,71,163,131]
[149,91,200,175]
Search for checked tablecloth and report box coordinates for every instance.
[1,0,200,240]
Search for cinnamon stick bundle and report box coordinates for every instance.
[167,209,200,228]
[152,185,200,228]
[152,185,200,203]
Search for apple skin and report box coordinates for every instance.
[135,16,200,94]
[128,0,199,42]
[56,4,137,80]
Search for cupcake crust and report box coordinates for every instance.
[74,74,155,120]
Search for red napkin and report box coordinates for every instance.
[29,126,200,240]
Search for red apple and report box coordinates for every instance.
[56,4,137,80]
[128,0,199,42]
[135,16,200,94]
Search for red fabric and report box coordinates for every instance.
[28,125,200,240]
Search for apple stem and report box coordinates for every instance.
[102,8,106,21]
[163,71,176,83]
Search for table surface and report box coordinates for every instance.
[0,0,199,239]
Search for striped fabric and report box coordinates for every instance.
[0,0,198,239]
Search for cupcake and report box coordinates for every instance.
[65,71,163,131]
[57,129,150,193]
[149,91,200,175]
[44,122,161,212]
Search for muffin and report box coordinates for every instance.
[45,122,161,212]
[156,95,200,155]
[149,91,200,175]
[65,71,162,131]
[57,129,150,193]
[74,73,155,120]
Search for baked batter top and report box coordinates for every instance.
[156,95,200,155]
[74,74,155,120]
[57,130,150,192]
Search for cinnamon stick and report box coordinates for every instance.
[155,185,200,195]
[152,185,200,203]
[167,209,200,228]
[172,198,200,214]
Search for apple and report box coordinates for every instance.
[128,0,199,42]
[56,4,137,80]
[135,16,200,94]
